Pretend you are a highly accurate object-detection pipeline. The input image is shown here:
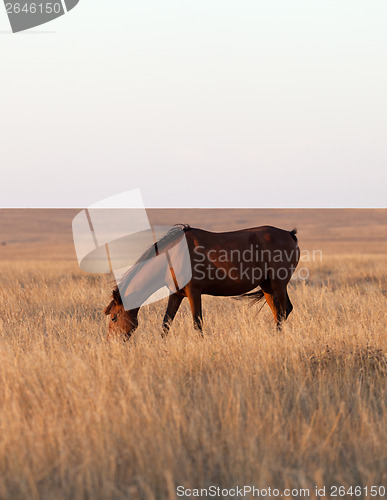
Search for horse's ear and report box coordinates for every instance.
[104,300,114,315]
[112,288,123,305]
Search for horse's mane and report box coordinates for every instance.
[113,224,191,299]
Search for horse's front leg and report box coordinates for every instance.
[162,293,184,338]
[123,325,138,342]
[186,289,203,336]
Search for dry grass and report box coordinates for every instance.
[0,255,386,500]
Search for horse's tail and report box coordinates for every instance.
[235,288,265,306]
[289,228,298,242]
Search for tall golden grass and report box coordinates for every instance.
[0,255,386,499]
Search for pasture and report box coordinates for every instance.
[0,210,386,499]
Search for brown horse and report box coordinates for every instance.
[104,225,300,339]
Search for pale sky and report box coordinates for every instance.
[1,0,386,208]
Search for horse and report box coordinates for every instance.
[104,225,300,340]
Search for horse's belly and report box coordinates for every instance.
[199,278,258,297]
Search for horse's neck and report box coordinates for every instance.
[119,253,168,309]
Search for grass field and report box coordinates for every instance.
[0,210,386,499]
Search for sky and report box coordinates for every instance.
[1,0,386,208]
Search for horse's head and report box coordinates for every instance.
[104,288,139,341]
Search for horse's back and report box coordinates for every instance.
[186,225,298,255]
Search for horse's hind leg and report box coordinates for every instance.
[261,280,289,329]
[271,280,291,328]
[162,293,184,338]
[262,291,282,327]
[260,280,281,327]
